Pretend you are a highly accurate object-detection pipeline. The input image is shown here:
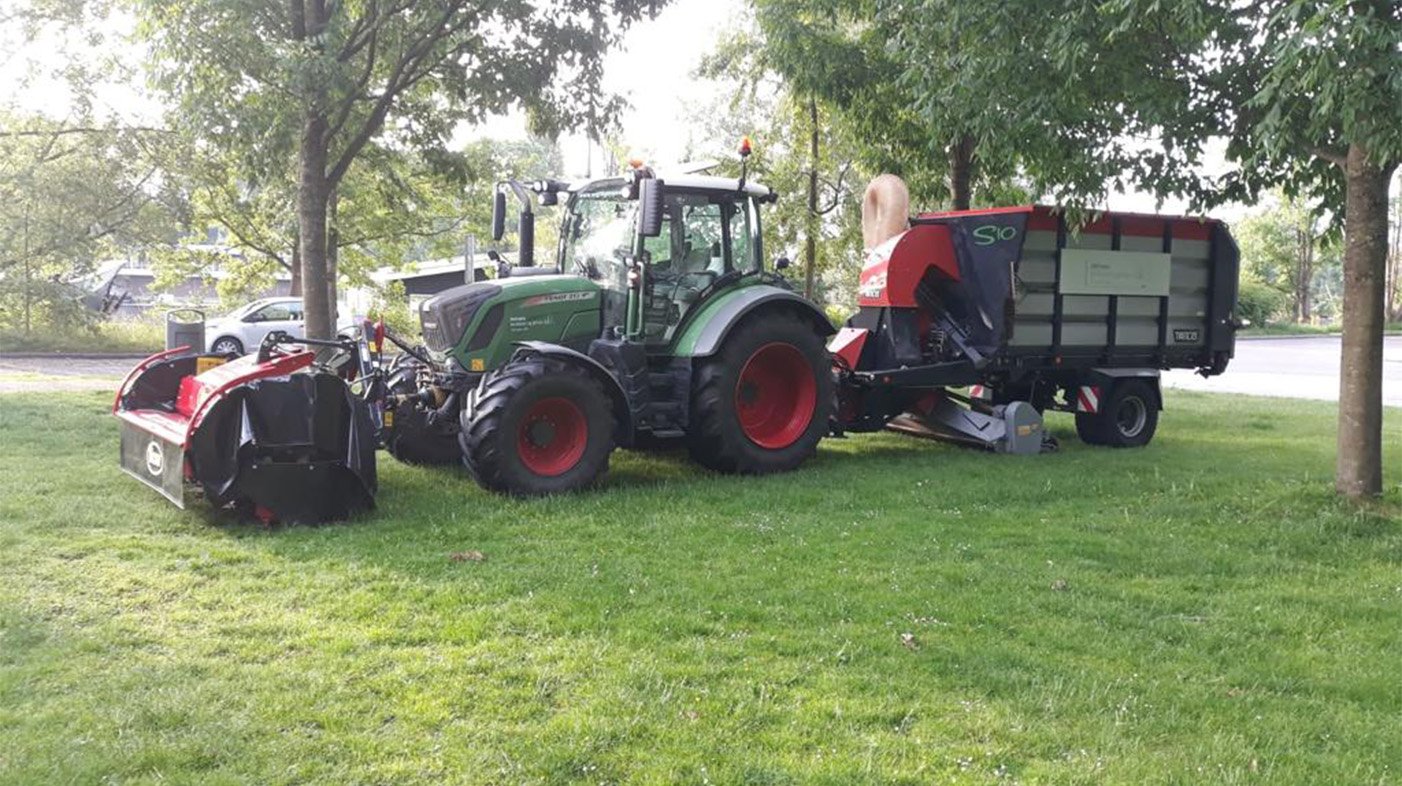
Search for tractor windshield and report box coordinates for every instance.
[561,192,636,290]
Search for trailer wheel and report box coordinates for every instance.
[459,355,615,495]
[383,369,461,466]
[688,310,833,474]
[1075,379,1158,448]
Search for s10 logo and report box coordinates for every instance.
[972,224,1017,246]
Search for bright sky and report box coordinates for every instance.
[474,0,744,178]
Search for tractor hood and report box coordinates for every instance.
[419,274,602,361]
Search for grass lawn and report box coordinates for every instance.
[0,318,165,354]
[1,390,1399,785]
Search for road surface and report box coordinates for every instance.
[0,337,1399,406]
[1165,335,1402,408]
[0,355,136,393]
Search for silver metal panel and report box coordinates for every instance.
[1120,235,1162,252]
[118,420,186,507]
[1116,296,1162,317]
[1065,232,1113,250]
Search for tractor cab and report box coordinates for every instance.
[494,163,777,351]
[557,173,772,347]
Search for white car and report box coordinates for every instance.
[205,297,361,356]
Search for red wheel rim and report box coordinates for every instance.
[516,396,588,476]
[734,342,817,449]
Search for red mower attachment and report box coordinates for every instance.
[113,336,377,523]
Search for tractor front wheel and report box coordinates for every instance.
[459,355,615,495]
[689,311,833,474]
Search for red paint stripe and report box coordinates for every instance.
[915,205,1035,220]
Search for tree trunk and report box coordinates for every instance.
[1335,145,1395,498]
[804,96,819,299]
[948,134,976,211]
[298,108,333,341]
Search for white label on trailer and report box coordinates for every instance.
[1059,249,1172,297]
[1076,386,1101,414]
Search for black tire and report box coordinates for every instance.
[210,336,244,356]
[1075,379,1159,448]
[458,355,615,495]
[688,310,833,474]
[383,367,462,466]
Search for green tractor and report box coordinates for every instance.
[382,160,835,495]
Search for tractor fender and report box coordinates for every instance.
[511,340,633,441]
[676,285,835,358]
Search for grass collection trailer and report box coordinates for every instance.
[829,203,1241,452]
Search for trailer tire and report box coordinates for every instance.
[459,355,615,495]
[1075,379,1158,448]
[688,310,833,474]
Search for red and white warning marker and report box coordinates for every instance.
[1075,386,1101,414]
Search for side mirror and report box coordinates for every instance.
[491,190,506,242]
[775,256,792,271]
[638,178,665,238]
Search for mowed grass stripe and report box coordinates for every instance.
[0,390,1398,784]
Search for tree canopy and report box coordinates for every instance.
[0,115,181,332]
[132,0,666,338]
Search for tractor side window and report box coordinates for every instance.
[642,193,735,344]
[673,199,725,276]
[728,200,754,271]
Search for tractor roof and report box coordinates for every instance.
[573,174,772,199]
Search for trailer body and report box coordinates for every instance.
[832,205,1240,448]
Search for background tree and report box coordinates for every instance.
[0,115,182,333]
[695,20,863,303]
[1388,184,1401,323]
[1234,193,1342,324]
[153,135,565,307]
[1127,0,1401,497]
[134,0,665,341]
[750,0,1207,211]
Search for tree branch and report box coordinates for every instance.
[1308,145,1348,168]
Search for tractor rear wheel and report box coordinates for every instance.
[383,367,461,466]
[688,311,832,474]
[1075,379,1158,448]
[459,355,615,495]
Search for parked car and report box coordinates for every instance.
[205,297,361,356]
